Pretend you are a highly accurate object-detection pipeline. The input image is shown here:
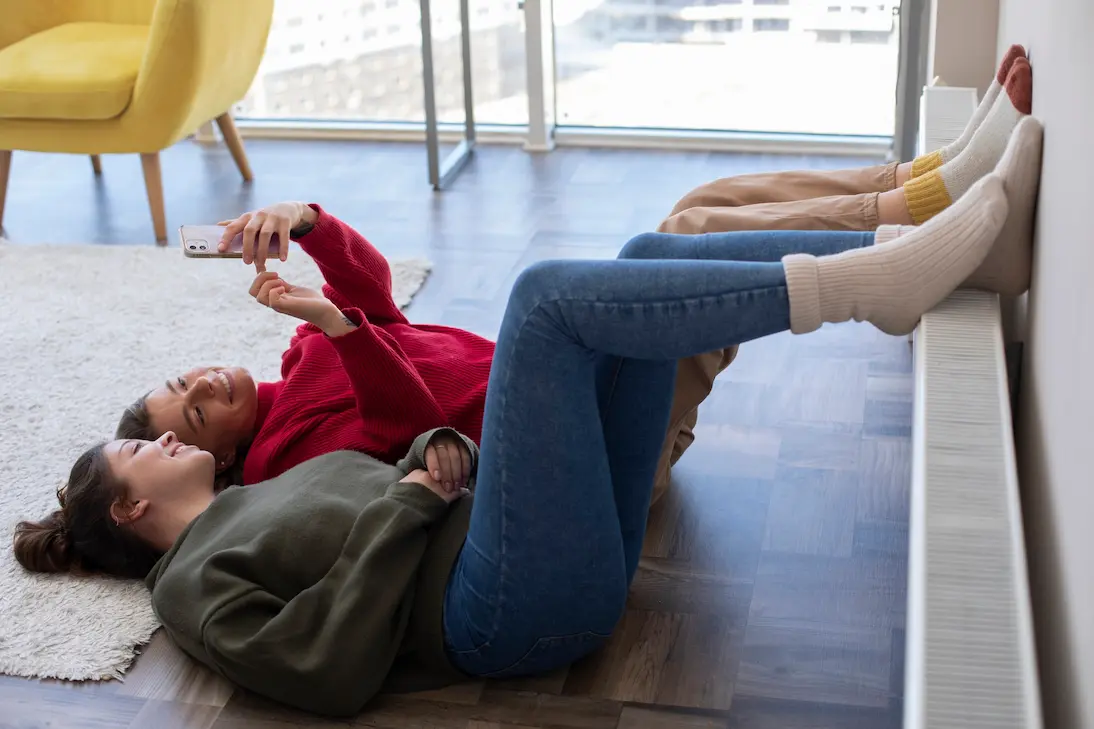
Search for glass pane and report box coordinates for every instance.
[553,0,902,136]
[239,0,527,125]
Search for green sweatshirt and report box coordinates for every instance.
[144,429,477,717]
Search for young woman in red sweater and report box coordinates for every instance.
[115,201,495,490]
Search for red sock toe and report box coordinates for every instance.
[1005,57,1033,115]
[997,44,1027,85]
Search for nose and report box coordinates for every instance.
[159,431,177,446]
[183,375,215,406]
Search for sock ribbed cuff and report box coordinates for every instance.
[782,253,822,334]
[903,170,953,224]
[910,149,944,179]
[874,224,916,245]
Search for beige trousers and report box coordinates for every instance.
[652,162,899,503]
[661,162,899,234]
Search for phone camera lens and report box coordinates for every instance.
[199,244,207,250]
[188,244,196,250]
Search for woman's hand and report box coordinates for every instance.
[218,201,318,272]
[400,469,468,505]
[250,271,351,335]
[425,432,473,493]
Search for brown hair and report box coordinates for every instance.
[115,394,153,442]
[115,395,244,492]
[12,444,163,578]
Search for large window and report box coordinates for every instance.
[239,0,527,125]
[552,0,902,135]
[239,0,902,139]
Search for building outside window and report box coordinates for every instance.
[239,0,902,136]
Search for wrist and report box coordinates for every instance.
[289,203,320,239]
[318,307,357,337]
[298,203,319,226]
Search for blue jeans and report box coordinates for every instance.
[442,229,875,677]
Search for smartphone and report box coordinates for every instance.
[179,225,283,259]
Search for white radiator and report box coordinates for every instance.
[904,86,1043,729]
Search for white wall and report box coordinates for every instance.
[928,0,999,96]
[996,0,1094,726]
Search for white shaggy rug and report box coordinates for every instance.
[0,240,431,681]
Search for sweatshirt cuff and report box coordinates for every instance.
[386,480,452,519]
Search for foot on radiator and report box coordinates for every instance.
[783,174,1009,337]
[902,57,1032,224]
[875,117,1044,297]
[966,116,1044,296]
[908,44,1027,179]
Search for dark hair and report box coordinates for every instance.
[115,394,245,492]
[115,394,154,442]
[12,444,163,578]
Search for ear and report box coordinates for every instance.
[217,451,236,473]
[109,499,148,527]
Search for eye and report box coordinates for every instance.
[177,377,187,390]
[196,407,205,427]
[131,441,144,456]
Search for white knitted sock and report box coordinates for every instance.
[873,224,915,245]
[966,116,1044,295]
[903,57,1032,224]
[933,45,1026,168]
[878,117,1043,297]
[784,175,1008,337]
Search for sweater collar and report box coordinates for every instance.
[253,381,283,434]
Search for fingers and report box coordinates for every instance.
[256,215,280,271]
[249,271,281,298]
[242,213,266,271]
[218,214,250,252]
[270,287,299,316]
[460,444,471,485]
[445,444,462,491]
[400,468,466,504]
[436,444,455,491]
[257,280,285,307]
[277,218,290,263]
[425,446,441,484]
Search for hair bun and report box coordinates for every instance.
[13,509,76,573]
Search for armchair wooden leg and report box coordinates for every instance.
[90,155,102,175]
[0,150,10,234]
[214,112,253,182]
[140,152,167,245]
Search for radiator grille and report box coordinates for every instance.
[907,290,1042,729]
[919,86,979,154]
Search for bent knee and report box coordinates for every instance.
[618,231,679,260]
[509,260,571,307]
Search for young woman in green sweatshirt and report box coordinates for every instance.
[13,169,1029,716]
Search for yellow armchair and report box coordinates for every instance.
[0,0,273,242]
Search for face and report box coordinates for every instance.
[144,366,258,468]
[104,432,217,505]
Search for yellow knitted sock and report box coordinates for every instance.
[903,57,1031,224]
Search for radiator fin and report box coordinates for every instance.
[908,290,1042,729]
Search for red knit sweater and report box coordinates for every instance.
[241,206,495,485]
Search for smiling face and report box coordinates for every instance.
[143,366,259,467]
[103,432,217,506]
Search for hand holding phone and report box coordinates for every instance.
[216,201,315,272]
